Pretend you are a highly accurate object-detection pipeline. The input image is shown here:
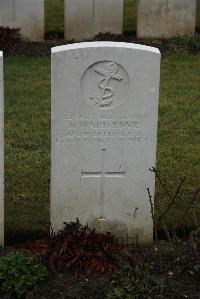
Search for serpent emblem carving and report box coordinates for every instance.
[90,62,124,108]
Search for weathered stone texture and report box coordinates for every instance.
[65,0,123,41]
[137,0,196,38]
[51,42,160,243]
[0,0,44,41]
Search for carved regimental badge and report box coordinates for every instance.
[82,61,130,109]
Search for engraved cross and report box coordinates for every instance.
[81,149,125,220]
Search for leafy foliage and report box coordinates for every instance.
[107,260,166,298]
[22,219,127,275]
[0,251,47,298]
[0,26,21,52]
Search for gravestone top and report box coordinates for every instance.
[52,42,160,55]
[51,42,160,244]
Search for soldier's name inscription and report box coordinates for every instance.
[56,113,150,144]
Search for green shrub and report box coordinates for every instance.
[0,251,47,298]
[107,260,166,299]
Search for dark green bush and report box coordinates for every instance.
[0,251,47,298]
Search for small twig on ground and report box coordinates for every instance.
[149,167,182,209]
[189,227,200,257]
[157,177,185,222]
[160,223,171,241]
[147,188,158,241]
[147,188,154,220]
[192,210,199,227]
[150,167,171,199]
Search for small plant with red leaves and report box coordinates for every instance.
[22,219,127,275]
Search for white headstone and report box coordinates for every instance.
[51,42,160,243]
[137,0,197,38]
[0,52,4,247]
[0,0,44,41]
[64,0,123,41]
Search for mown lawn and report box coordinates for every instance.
[4,52,200,237]
[45,0,200,34]
[45,0,64,34]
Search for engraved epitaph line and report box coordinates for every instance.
[81,149,125,219]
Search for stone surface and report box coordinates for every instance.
[64,0,123,41]
[137,0,196,38]
[0,0,44,41]
[51,42,160,243]
[0,52,4,247]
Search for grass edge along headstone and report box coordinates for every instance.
[64,0,123,41]
[51,42,161,244]
[0,51,4,247]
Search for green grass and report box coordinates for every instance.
[123,0,137,33]
[45,0,64,34]
[45,0,200,34]
[4,52,200,236]
[5,57,51,235]
[156,52,200,227]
